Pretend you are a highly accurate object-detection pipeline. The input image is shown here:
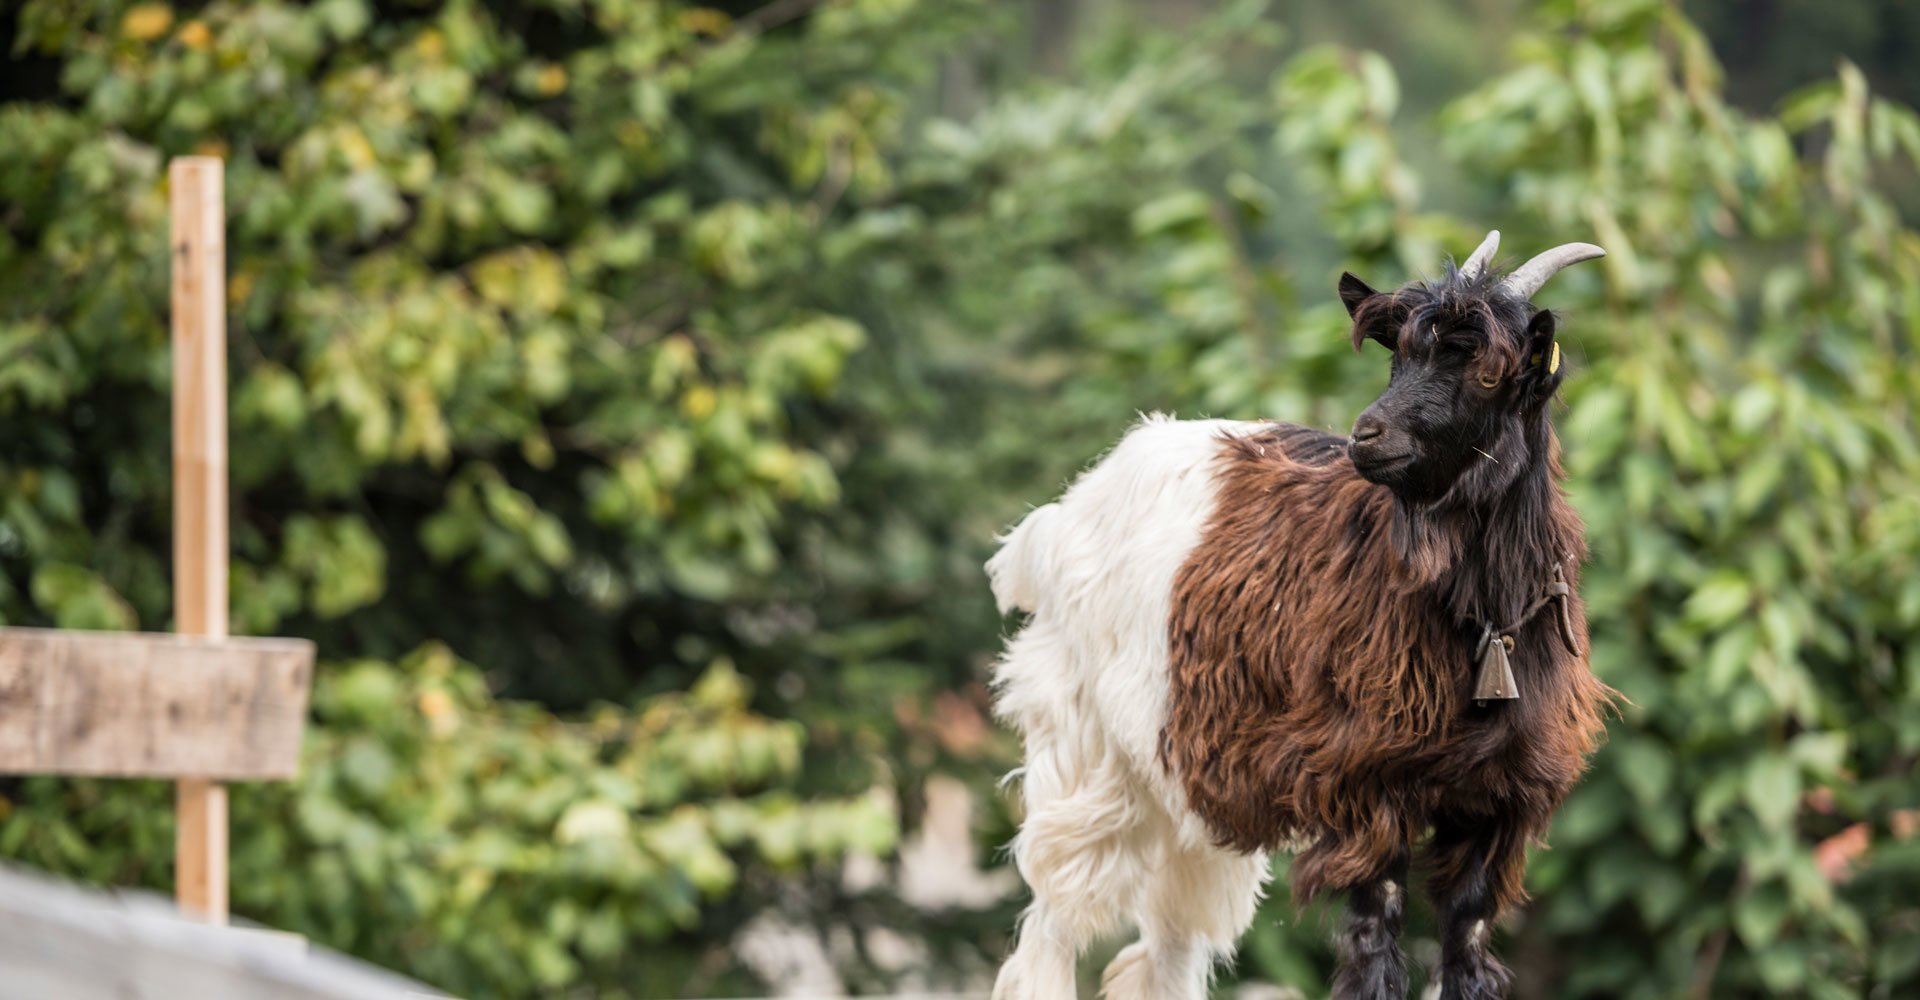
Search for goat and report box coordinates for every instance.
[986,233,1615,1000]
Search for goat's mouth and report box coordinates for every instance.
[1349,449,1414,481]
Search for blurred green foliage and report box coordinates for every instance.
[2,0,1918,997]
[1,0,972,995]
[3,648,894,997]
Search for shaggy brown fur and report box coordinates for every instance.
[1161,421,1611,912]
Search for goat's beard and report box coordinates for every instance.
[1382,426,1546,582]
[1387,503,1464,585]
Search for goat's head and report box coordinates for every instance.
[1338,232,1603,507]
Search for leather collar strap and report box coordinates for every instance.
[1471,560,1582,705]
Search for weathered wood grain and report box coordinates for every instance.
[0,628,312,781]
[170,154,233,922]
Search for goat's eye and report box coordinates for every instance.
[1477,372,1501,390]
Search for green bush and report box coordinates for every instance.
[830,0,1920,993]
[2,648,894,998]
[3,0,1918,997]
[1,0,967,995]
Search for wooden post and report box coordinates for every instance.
[169,156,229,923]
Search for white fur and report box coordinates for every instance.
[987,414,1273,1000]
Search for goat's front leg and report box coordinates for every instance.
[1426,814,1530,1000]
[1329,846,1411,1000]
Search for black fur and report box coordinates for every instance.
[1332,850,1412,1000]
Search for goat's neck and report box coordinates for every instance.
[1403,426,1578,627]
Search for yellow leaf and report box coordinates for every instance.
[122,3,174,41]
[227,268,253,307]
[521,430,556,469]
[417,689,458,737]
[414,28,445,60]
[682,385,716,420]
[681,9,732,36]
[338,127,376,168]
[469,246,566,316]
[535,64,568,97]
[177,19,211,50]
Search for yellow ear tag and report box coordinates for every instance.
[1548,341,1562,374]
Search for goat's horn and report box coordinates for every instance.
[1498,242,1607,300]
[1458,230,1500,283]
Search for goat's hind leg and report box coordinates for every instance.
[992,730,1145,998]
[1099,842,1268,1000]
[994,902,1083,1000]
[993,806,1143,1000]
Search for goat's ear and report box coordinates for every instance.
[1338,272,1378,318]
[1341,273,1398,353]
[1521,309,1564,393]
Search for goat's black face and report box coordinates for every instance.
[1339,270,1565,507]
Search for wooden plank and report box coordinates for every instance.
[0,863,436,1000]
[0,628,312,780]
[170,154,231,923]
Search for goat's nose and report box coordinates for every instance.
[1351,417,1384,443]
